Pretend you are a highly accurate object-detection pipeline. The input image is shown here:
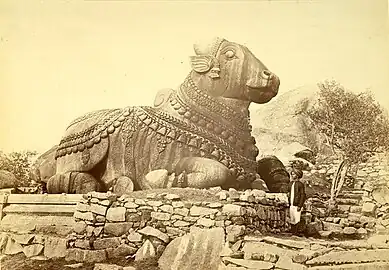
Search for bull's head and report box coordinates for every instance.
[190,37,280,104]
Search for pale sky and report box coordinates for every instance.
[1,0,388,154]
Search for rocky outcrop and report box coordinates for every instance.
[0,232,54,259]
[306,249,389,266]
[219,234,389,269]
[3,228,389,269]
[251,84,325,161]
[29,145,57,184]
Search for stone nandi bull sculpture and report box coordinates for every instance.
[46,37,280,194]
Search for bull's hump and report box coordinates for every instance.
[67,109,112,129]
[55,106,134,159]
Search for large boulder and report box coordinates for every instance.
[0,170,18,189]
[251,85,329,161]
[158,227,225,270]
[372,186,389,205]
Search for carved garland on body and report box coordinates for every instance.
[55,106,258,183]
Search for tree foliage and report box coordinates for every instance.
[307,80,389,164]
[0,150,38,187]
[307,80,389,202]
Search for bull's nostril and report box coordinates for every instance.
[262,70,271,77]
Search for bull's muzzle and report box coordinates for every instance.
[246,70,280,104]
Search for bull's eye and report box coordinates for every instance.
[225,50,235,58]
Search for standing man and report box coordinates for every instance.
[288,168,306,235]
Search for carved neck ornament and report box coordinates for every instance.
[172,74,252,134]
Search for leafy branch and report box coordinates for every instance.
[0,150,38,187]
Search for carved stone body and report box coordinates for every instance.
[47,37,280,194]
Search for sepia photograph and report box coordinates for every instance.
[0,0,389,269]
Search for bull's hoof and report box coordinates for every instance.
[113,176,134,196]
[173,171,188,188]
[72,172,101,194]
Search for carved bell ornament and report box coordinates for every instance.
[209,66,221,79]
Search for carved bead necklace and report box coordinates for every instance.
[171,76,253,144]
[180,75,251,131]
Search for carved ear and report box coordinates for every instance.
[189,55,213,73]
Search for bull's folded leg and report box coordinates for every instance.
[174,157,234,189]
[47,172,100,194]
[112,176,134,196]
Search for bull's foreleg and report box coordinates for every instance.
[140,157,234,190]
[173,157,234,189]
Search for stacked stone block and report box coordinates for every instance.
[66,188,289,262]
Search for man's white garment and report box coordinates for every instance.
[289,181,301,225]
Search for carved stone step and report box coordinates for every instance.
[336,198,360,205]
[261,236,310,250]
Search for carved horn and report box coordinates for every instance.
[193,37,226,56]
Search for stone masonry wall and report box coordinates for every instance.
[310,151,389,189]
[66,188,289,263]
[302,151,389,239]
[0,188,289,263]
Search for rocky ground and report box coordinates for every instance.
[0,253,159,270]
[2,232,389,270]
[220,233,389,270]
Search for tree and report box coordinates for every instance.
[306,80,389,202]
[0,150,38,187]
